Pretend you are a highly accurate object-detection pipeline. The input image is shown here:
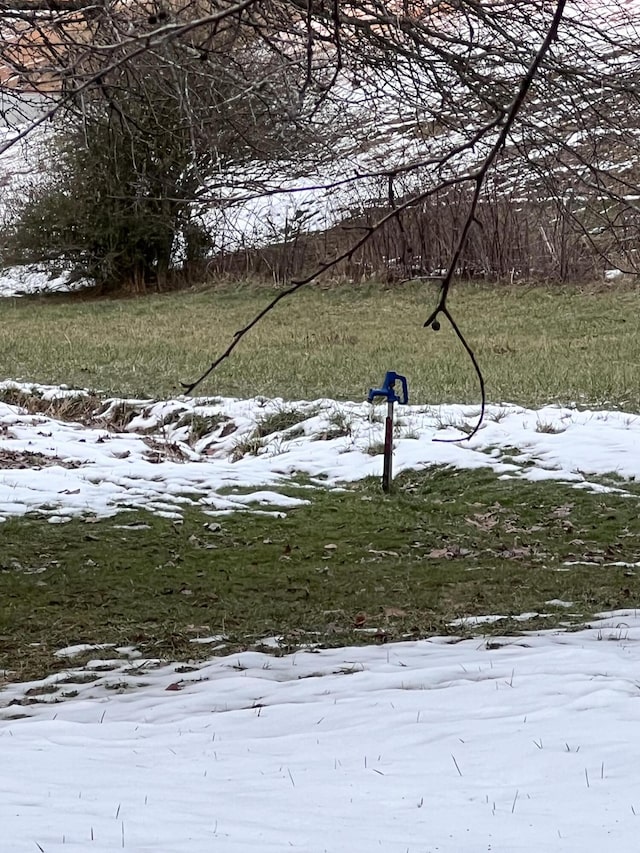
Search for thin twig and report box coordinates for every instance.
[0,0,260,156]
[423,0,568,325]
[432,306,485,443]
[181,119,508,394]
[182,3,568,399]
[422,0,567,438]
[451,753,463,777]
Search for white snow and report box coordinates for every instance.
[0,264,90,296]
[448,612,552,627]
[0,384,639,850]
[2,610,640,851]
[604,268,625,281]
[0,382,638,521]
[53,643,116,659]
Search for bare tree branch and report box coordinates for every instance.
[180,0,569,424]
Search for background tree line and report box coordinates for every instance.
[1,1,640,293]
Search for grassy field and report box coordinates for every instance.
[0,280,638,407]
[2,466,639,683]
[2,280,640,685]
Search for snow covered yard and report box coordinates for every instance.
[2,385,640,851]
[4,4,640,845]
[0,382,639,522]
[3,612,640,852]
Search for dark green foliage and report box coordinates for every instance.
[6,53,212,291]
[4,29,319,293]
[8,125,188,291]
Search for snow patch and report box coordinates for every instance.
[0,384,639,521]
[3,611,640,851]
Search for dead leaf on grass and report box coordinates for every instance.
[427,545,472,559]
[550,504,574,518]
[428,548,449,559]
[0,449,82,470]
[499,545,532,559]
[219,421,238,438]
[383,606,407,618]
[465,513,498,531]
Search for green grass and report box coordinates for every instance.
[2,467,639,682]
[1,280,639,686]
[0,280,639,406]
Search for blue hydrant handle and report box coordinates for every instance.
[367,371,409,405]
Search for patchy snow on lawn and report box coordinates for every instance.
[2,610,640,852]
[0,381,639,521]
[2,383,640,851]
[0,264,91,297]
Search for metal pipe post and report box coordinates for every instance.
[367,371,408,495]
[382,399,394,493]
